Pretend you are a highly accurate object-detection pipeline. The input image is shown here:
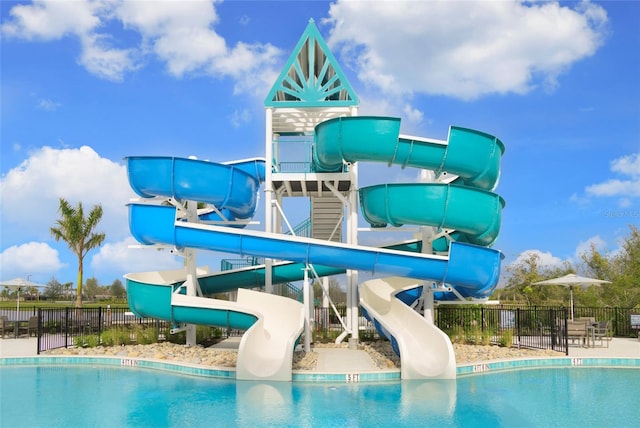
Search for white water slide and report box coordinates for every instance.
[359,277,456,379]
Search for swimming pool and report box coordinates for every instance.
[1,365,638,427]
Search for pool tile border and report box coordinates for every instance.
[457,356,640,377]
[1,356,638,382]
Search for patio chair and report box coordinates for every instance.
[566,320,588,347]
[593,320,612,347]
[27,316,38,337]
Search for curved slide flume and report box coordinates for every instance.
[125,157,309,381]
[359,183,505,247]
[311,115,505,379]
[125,115,505,380]
[313,116,504,191]
[128,203,502,293]
[125,269,303,381]
[125,156,266,219]
[359,277,456,379]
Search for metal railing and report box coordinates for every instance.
[35,307,169,354]
[9,304,637,356]
[434,306,569,354]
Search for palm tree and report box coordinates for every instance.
[50,198,105,308]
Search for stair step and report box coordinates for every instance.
[311,196,343,242]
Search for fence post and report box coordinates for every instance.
[64,307,69,348]
[98,306,102,336]
[563,308,569,356]
[516,308,521,349]
[36,308,42,354]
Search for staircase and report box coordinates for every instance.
[311,196,343,242]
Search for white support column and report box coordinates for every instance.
[184,200,198,346]
[322,276,329,332]
[347,163,359,347]
[303,266,311,352]
[423,283,435,326]
[265,108,274,294]
[348,108,359,347]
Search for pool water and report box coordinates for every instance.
[0,366,637,427]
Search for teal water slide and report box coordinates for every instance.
[315,116,505,247]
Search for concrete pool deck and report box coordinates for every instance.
[1,336,638,371]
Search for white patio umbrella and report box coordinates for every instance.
[0,278,46,320]
[532,274,610,320]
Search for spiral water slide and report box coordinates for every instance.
[314,116,505,379]
[124,116,504,380]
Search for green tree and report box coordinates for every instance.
[43,277,64,300]
[110,279,126,300]
[494,252,572,305]
[63,282,74,300]
[50,198,105,308]
[312,277,346,305]
[581,224,640,308]
[84,277,100,301]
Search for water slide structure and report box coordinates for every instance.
[124,20,505,381]
[124,114,504,381]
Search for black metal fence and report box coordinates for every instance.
[434,306,569,354]
[35,307,169,354]
[312,304,639,354]
[4,303,636,355]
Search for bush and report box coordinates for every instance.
[131,324,159,345]
[498,329,513,347]
[73,334,100,348]
[446,325,466,344]
[101,327,130,346]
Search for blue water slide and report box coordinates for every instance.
[125,157,265,219]
[191,239,422,295]
[128,203,502,296]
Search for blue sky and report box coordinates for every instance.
[1,0,638,289]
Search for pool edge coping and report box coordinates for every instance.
[2,355,639,382]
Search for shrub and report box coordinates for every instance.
[85,334,100,348]
[499,329,513,347]
[130,324,159,345]
[446,325,466,344]
[101,327,130,346]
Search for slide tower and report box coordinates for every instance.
[124,19,505,381]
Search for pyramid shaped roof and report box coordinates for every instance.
[265,19,359,108]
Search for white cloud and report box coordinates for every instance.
[2,0,137,82]
[37,98,61,111]
[230,108,252,128]
[585,153,640,199]
[0,145,135,244]
[402,104,424,125]
[586,179,640,198]
[1,0,100,40]
[574,235,606,260]
[0,242,64,280]
[611,152,640,177]
[90,237,182,277]
[325,0,607,100]
[1,0,281,89]
[78,33,139,82]
[510,249,564,269]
